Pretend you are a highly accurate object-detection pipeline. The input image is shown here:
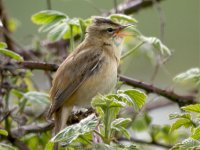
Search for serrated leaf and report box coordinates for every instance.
[0,48,23,61]
[111,118,131,139]
[141,36,171,56]
[191,126,200,139]
[0,129,8,136]
[92,95,126,109]
[182,104,200,113]
[92,143,115,150]
[47,21,69,41]
[68,18,80,26]
[111,118,131,127]
[118,89,147,111]
[173,68,200,86]
[125,144,138,150]
[118,126,130,139]
[23,91,49,105]
[51,114,97,144]
[63,24,81,39]
[171,138,200,150]
[169,113,191,120]
[31,10,66,25]
[170,118,192,132]
[38,18,64,33]
[109,14,137,23]
[0,42,7,48]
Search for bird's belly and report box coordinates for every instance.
[73,62,118,107]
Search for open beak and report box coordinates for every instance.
[114,24,134,37]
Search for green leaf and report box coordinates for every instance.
[47,21,69,41]
[51,114,97,144]
[141,36,171,56]
[63,24,81,39]
[182,104,200,113]
[11,89,24,98]
[23,91,49,105]
[109,14,138,23]
[170,118,192,132]
[79,18,87,38]
[0,143,16,150]
[0,42,7,48]
[111,118,131,139]
[112,118,131,127]
[44,141,54,150]
[173,68,200,86]
[8,18,20,32]
[171,138,200,150]
[191,126,200,139]
[38,18,64,33]
[0,48,23,61]
[92,143,115,150]
[0,129,8,136]
[118,89,147,111]
[92,95,126,109]
[31,10,66,25]
[169,113,191,120]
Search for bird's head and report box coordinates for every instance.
[86,17,130,42]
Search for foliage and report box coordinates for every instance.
[45,89,147,149]
[169,104,200,149]
[0,42,23,61]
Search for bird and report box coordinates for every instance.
[47,16,129,148]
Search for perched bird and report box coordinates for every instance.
[47,17,129,146]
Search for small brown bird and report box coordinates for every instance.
[47,17,129,142]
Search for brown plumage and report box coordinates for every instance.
[47,17,128,149]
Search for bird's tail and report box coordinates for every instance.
[53,109,61,150]
[53,106,73,150]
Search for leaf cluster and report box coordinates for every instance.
[170,104,200,149]
[45,89,147,150]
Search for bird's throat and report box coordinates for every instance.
[112,36,123,47]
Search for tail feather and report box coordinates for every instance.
[53,110,61,150]
[53,106,73,150]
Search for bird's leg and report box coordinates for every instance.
[60,105,73,130]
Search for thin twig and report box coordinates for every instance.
[119,75,195,105]
[46,0,52,10]
[150,0,166,81]
[107,0,165,15]
[119,137,172,149]
[121,41,145,60]
[113,0,118,13]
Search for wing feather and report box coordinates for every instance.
[47,49,103,117]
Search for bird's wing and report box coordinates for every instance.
[47,48,103,117]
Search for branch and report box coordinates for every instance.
[119,137,172,149]
[11,108,94,138]
[11,122,54,138]
[119,75,195,105]
[17,61,58,71]
[107,0,165,15]
[0,0,14,50]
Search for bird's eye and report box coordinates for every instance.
[106,28,114,33]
